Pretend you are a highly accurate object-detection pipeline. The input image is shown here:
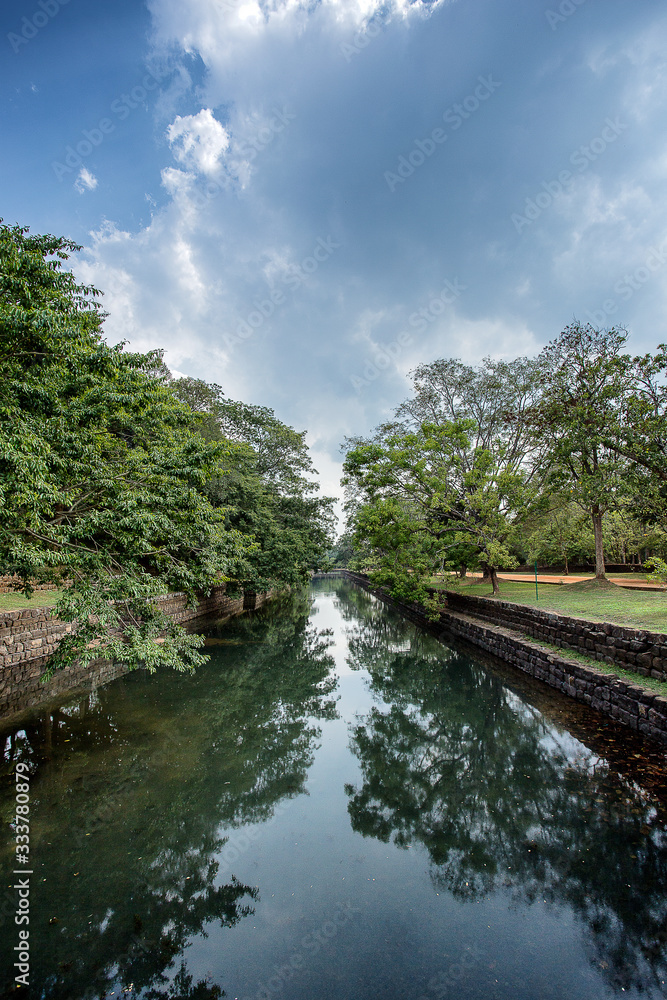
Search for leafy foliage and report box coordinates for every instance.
[342,357,543,599]
[343,326,667,592]
[644,556,667,584]
[520,495,593,572]
[171,380,337,592]
[526,322,636,578]
[0,223,249,675]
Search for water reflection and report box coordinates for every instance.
[338,584,667,995]
[0,594,336,999]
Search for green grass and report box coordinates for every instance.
[505,571,654,581]
[429,571,656,583]
[0,589,63,612]
[437,577,667,633]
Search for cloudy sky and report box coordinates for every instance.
[2,0,667,518]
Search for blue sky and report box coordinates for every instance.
[2,0,667,515]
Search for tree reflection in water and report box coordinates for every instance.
[338,583,667,995]
[0,593,336,999]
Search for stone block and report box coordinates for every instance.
[648,708,667,729]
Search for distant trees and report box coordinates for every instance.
[521,496,593,575]
[327,531,357,568]
[171,381,336,592]
[342,323,667,600]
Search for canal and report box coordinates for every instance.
[1,578,667,999]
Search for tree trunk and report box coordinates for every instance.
[564,553,569,575]
[482,562,499,593]
[459,563,467,579]
[592,508,606,579]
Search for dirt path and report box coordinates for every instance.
[494,573,666,591]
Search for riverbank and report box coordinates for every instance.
[0,585,275,722]
[340,571,667,748]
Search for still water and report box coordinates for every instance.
[2,578,667,999]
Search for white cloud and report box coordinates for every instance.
[74,167,98,194]
[76,0,667,498]
[401,314,542,372]
[587,17,667,124]
[551,175,666,293]
[166,108,230,175]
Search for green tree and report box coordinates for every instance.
[0,223,249,676]
[521,495,593,573]
[171,381,336,592]
[529,322,635,580]
[327,531,357,568]
[343,357,543,597]
[602,344,667,524]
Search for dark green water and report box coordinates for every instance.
[2,578,667,999]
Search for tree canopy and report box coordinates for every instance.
[526,322,637,578]
[341,327,667,596]
[343,357,544,597]
[0,222,331,675]
[171,380,336,593]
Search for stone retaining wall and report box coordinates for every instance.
[243,590,276,610]
[0,575,60,594]
[343,572,667,747]
[441,590,667,682]
[0,586,252,721]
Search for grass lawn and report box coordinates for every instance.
[0,589,63,612]
[502,571,652,581]
[435,577,667,633]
